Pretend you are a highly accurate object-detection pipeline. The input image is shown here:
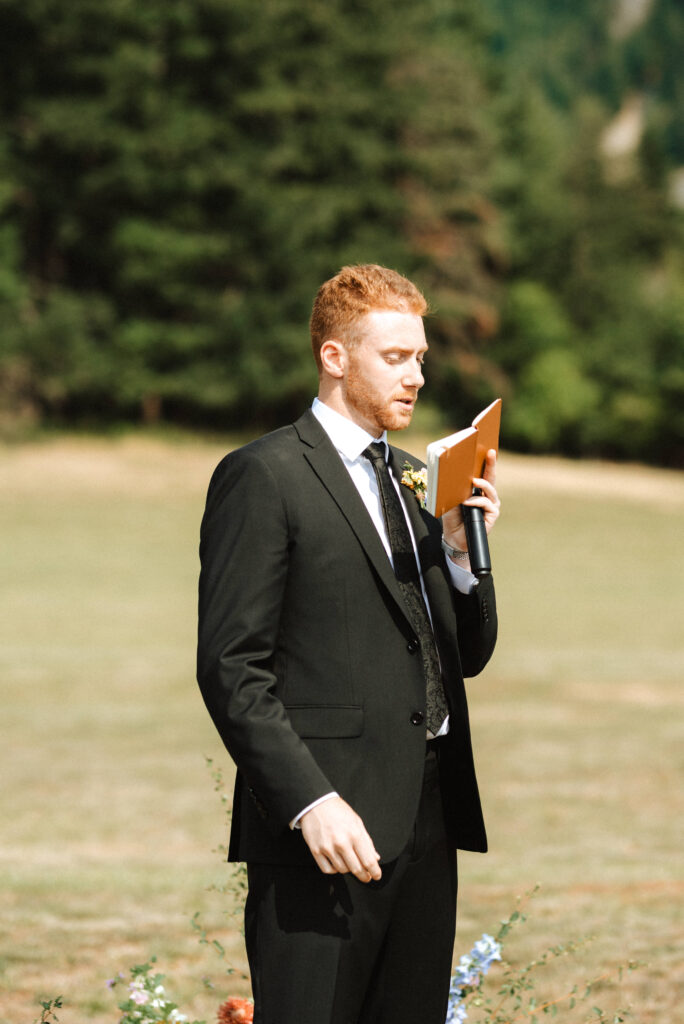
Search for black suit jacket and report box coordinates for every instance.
[197,409,497,865]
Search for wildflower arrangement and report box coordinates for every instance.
[107,959,254,1024]
[108,960,201,1024]
[401,460,428,507]
[443,890,636,1023]
[216,997,254,1023]
[446,933,502,1023]
[36,766,637,1023]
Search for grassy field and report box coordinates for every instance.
[1,434,682,1023]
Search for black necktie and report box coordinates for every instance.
[363,442,448,735]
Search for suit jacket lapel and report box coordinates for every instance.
[294,411,415,629]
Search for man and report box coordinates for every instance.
[197,264,500,1024]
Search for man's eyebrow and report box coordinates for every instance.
[381,343,428,354]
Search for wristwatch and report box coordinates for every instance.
[441,537,469,560]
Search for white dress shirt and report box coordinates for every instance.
[290,399,477,828]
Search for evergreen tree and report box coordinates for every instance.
[1,0,682,463]
[0,0,501,429]
[484,0,684,464]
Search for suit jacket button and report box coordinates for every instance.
[410,711,424,726]
[407,638,419,653]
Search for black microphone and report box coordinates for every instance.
[461,488,491,577]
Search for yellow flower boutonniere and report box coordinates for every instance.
[401,461,428,509]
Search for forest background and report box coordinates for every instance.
[1,0,684,466]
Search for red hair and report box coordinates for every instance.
[310,264,428,371]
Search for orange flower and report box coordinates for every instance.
[216,996,254,1023]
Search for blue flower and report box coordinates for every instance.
[445,934,502,1023]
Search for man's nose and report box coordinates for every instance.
[404,362,424,389]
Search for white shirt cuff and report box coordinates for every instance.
[444,554,478,594]
[289,791,339,830]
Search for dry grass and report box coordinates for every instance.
[1,433,682,1022]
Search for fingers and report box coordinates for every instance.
[463,493,500,532]
[312,837,382,883]
[463,492,500,531]
[468,479,499,508]
[318,842,381,882]
[473,450,498,497]
[315,840,379,880]
[300,797,382,882]
[482,448,497,484]
[462,451,500,532]
[352,835,383,882]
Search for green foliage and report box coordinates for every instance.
[190,758,248,982]
[507,348,600,453]
[486,1,684,464]
[110,959,206,1024]
[0,0,500,431]
[452,889,639,1023]
[33,996,63,1024]
[0,0,683,462]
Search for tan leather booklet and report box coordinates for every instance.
[426,398,502,517]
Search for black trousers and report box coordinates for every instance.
[245,749,458,1024]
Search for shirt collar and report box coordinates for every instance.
[312,397,388,462]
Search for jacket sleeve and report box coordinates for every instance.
[197,447,335,834]
[451,573,497,678]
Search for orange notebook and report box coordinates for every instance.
[426,399,502,517]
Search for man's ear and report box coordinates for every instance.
[319,338,346,379]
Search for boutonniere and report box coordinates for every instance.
[401,461,428,508]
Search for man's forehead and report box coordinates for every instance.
[363,308,423,325]
[360,309,427,341]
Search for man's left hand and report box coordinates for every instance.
[441,448,500,555]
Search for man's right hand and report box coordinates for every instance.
[299,796,382,882]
